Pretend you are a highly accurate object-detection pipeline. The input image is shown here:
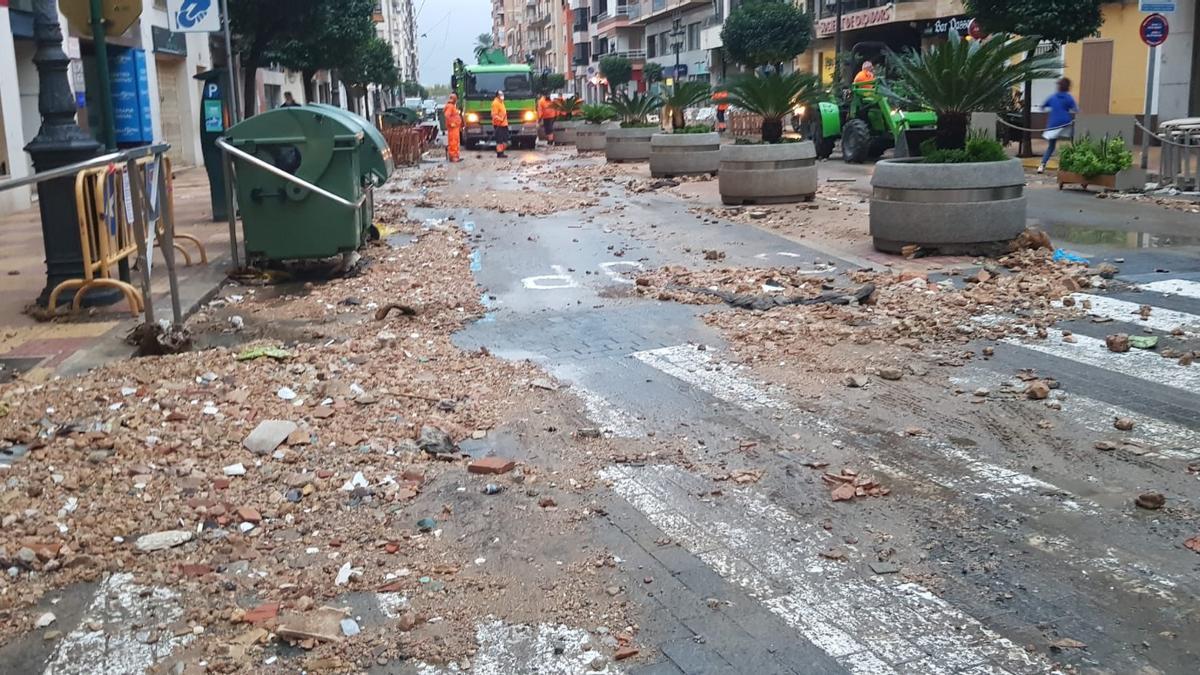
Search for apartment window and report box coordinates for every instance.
[573,8,588,31]
[658,33,669,56]
[647,33,657,58]
[687,22,700,51]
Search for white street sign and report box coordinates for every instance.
[167,0,221,33]
[1139,1,1176,12]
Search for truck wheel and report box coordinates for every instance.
[841,119,870,164]
[807,118,835,160]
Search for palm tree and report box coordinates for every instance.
[663,81,711,130]
[473,33,495,62]
[608,92,662,127]
[553,95,584,120]
[886,33,1059,150]
[726,72,824,143]
[581,104,616,125]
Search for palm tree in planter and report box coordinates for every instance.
[551,95,585,146]
[606,93,663,163]
[716,0,821,204]
[726,72,824,143]
[886,33,1058,151]
[575,104,616,152]
[868,34,1058,256]
[651,81,722,178]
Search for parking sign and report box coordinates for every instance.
[167,0,221,33]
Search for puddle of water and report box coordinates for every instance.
[1037,223,1200,249]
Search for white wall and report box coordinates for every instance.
[0,7,32,214]
[1156,1,1195,122]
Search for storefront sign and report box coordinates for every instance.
[817,3,895,38]
[924,16,987,40]
[151,25,188,56]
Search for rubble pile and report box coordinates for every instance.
[636,249,1093,362]
[0,203,629,668]
[412,183,599,215]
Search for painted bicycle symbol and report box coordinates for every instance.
[176,0,213,30]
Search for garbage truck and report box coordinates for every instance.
[452,55,539,150]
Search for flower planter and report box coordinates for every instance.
[554,120,581,146]
[650,132,721,178]
[718,141,817,205]
[575,123,612,152]
[870,157,1026,255]
[606,126,656,163]
[1057,167,1145,192]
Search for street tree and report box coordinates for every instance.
[537,73,567,95]
[474,33,495,62]
[402,82,430,100]
[965,0,1105,155]
[270,0,376,102]
[643,62,664,86]
[340,37,401,113]
[599,55,633,95]
[720,0,813,72]
[228,0,321,119]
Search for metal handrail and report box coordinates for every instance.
[0,143,171,193]
[215,138,368,210]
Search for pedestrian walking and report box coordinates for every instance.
[281,92,300,108]
[444,94,463,163]
[1039,78,1078,174]
[538,94,557,144]
[492,91,509,158]
[713,89,730,133]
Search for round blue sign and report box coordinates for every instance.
[1140,13,1169,47]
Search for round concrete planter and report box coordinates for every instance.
[554,120,581,146]
[718,141,817,205]
[575,123,612,152]
[650,132,721,177]
[606,126,656,163]
[870,157,1026,255]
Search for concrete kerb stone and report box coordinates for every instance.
[606,126,656,163]
[869,157,1027,255]
[575,123,614,152]
[718,141,818,206]
[650,132,721,178]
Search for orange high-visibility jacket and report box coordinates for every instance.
[712,90,730,112]
[538,96,557,119]
[444,102,462,129]
[853,70,876,89]
[491,97,509,127]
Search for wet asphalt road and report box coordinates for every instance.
[416,149,1200,674]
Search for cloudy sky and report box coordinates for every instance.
[417,0,493,85]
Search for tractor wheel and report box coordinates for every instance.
[807,117,835,160]
[841,119,871,164]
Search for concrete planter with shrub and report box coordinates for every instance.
[650,132,721,177]
[718,141,817,205]
[575,123,613,152]
[554,120,581,146]
[606,126,656,163]
[870,157,1026,255]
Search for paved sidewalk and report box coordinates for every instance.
[0,166,231,381]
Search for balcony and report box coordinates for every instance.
[530,11,553,27]
[629,0,710,26]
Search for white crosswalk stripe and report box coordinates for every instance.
[1137,279,1200,300]
[1057,293,1200,334]
[1002,329,1200,396]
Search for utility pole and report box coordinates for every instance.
[220,0,241,122]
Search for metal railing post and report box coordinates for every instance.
[125,158,156,326]
[157,154,183,325]
[223,151,241,268]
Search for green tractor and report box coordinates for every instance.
[805,43,938,163]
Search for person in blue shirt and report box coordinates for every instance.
[1039,78,1078,174]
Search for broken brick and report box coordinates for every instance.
[468,457,517,475]
[243,603,279,624]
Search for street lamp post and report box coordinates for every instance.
[671,14,683,90]
[24,0,118,307]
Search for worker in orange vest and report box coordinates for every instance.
[537,93,557,145]
[853,61,876,90]
[713,90,730,133]
[444,94,463,163]
[491,91,509,158]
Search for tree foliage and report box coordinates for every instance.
[721,0,813,70]
[342,37,400,89]
[608,92,662,127]
[537,73,567,95]
[269,0,375,100]
[965,0,1104,45]
[474,33,495,61]
[664,81,711,129]
[228,0,321,118]
[402,81,429,99]
[643,62,664,84]
[599,55,633,91]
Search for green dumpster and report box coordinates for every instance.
[223,105,393,263]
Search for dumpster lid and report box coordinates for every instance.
[305,104,394,187]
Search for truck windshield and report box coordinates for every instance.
[467,72,532,98]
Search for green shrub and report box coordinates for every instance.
[676,125,715,134]
[921,134,1008,164]
[1059,136,1134,178]
[581,104,615,124]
